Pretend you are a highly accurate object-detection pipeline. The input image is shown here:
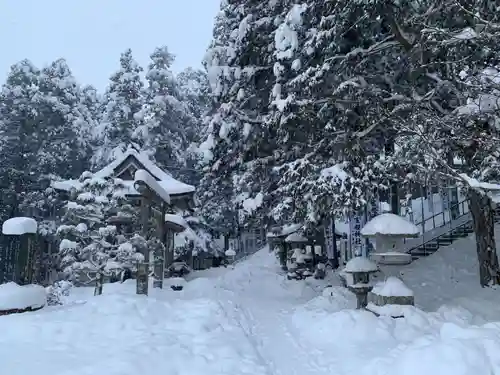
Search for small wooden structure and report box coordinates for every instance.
[1,217,39,285]
[53,148,195,210]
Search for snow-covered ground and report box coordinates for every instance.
[377,225,500,322]
[3,240,500,375]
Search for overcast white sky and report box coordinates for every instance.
[0,0,220,90]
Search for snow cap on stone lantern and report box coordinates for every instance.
[343,256,379,309]
[284,232,309,244]
[361,213,419,257]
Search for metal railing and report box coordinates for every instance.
[403,198,472,254]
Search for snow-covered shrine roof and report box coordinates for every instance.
[52,149,195,197]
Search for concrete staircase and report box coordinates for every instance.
[406,207,500,261]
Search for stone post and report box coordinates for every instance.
[136,195,151,295]
[153,204,167,289]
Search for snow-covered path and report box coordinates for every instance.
[4,248,500,375]
[214,250,333,375]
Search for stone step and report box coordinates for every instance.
[422,242,439,250]
[451,228,471,237]
[410,251,434,258]
[439,234,462,242]
[411,247,438,257]
[436,237,454,245]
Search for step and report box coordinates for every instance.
[437,237,454,245]
[411,247,439,256]
[451,229,471,237]
[410,251,435,258]
[422,242,439,250]
[439,234,462,242]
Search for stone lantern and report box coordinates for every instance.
[361,213,419,265]
[343,256,379,309]
[266,223,302,270]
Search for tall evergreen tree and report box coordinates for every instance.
[199,0,287,235]
[176,67,211,186]
[97,49,144,165]
[38,58,94,176]
[381,0,500,286]
[0,58,94,219]
[136,46,194,171]
[263,0,404,225]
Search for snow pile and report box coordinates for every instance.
[291,301,500,375]
[359,321,500,375]
[5,244,500,375]
[2,217,37,235]
[298,286,356,313]
[0,292,267,375]
[0,282,46,310]
[361,213,419,237]
[372,277,414,297]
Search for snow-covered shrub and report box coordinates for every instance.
[173,216,222,257]
[46,280,72,306]
[55,172,142,295]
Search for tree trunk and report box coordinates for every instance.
[468,189,500,286]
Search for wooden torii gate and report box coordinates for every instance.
[133,169,184,295]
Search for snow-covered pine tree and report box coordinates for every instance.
[136,46,195,173]
[276,0,500,285]
[176,67,211,186]
[176,67,210,135]
[262,0,410,227]
[382,0,500,286]
[0,58,94,220]
[0,60,41,221]
[81,84,101,143]
[56,172,142,295]
[37,58,94,177]
[97,49,145,165]
[199,0,287,236]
